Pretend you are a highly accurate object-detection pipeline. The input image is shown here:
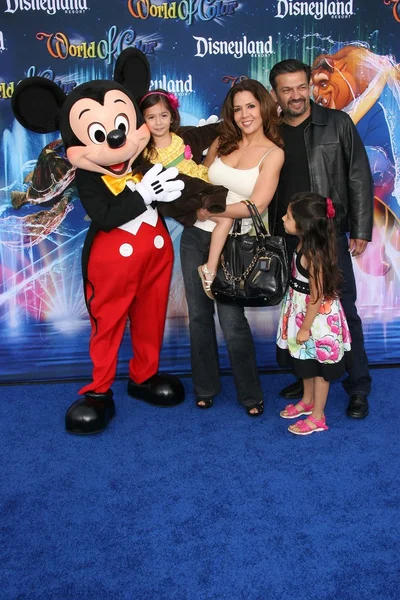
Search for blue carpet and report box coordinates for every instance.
[0,370,399,600]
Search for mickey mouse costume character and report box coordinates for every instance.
[12,49,225,435]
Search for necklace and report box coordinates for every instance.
[241,138,259,155]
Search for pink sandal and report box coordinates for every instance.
[280,399,314,419]
[288,415,329,436]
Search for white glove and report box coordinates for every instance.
[136,163,185,205]
[196,115,220,127]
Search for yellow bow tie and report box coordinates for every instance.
[101,172,143,196]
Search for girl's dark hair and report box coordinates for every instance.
[289,192,342,299]
[139,88,181,161]
[218,79,283,155]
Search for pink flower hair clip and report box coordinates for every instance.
[184,145,193,160]
[166,93,180,111]
[326,197,335,219]
[139,91,180,111]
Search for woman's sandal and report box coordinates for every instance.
[196,397,213,409]
[198,264,216,300]
[246,402,264,417]
[288,414,329,436]
[280,399,314,419]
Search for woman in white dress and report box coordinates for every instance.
[180,79,284,415]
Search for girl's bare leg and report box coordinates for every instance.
[311,376,329,421]
[302,377,315,406]
[279,376,315,418]
[291,376,329,430]
[289,377,329,419]
[199,217,233,298]
[288,376,329,433]
[205,216,233,274]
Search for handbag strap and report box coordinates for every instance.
[243,200,269,238]
[231,200,269,238]
[232,217,242,235]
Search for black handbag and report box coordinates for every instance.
[211,200,289,307]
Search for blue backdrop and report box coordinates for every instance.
[1,0,400,382]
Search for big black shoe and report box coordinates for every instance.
[346,393,369,419]
[127,374,185,407]
[65,390,115,434]
[279,379,304,400]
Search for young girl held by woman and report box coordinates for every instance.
[276,192,352,435]
[139,88,234,299]
[140,89,210,182]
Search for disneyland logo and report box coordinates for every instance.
[275,0,354,19]
[4,0,88,15]
[128,0,239,26]
[150,74,193,94]
[0,30,5,51]
[194,35,273,59]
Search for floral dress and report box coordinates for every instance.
[276,249,352,381]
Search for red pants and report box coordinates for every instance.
[79,218,173,395]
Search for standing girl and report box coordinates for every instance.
[276,192,352,435]
[139,88,233,299]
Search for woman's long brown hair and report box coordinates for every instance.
[218,79,283,156]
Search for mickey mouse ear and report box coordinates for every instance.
[11,77,66,134]
[113,48,151,101]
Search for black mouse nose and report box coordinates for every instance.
[107,129,126,149]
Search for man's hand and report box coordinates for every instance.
[136,164,185,205]
[296,328,310,345]
[349,238,369,257]
[196,208,213,221]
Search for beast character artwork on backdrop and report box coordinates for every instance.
[311,45,400,285]
[11,48,227,435]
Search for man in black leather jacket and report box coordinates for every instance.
[269,58,373,419]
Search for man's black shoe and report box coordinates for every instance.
[279,379,304,400]
[346,393,369,419]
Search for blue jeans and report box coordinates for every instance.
[285,233,372,397]
[180,226,263,407]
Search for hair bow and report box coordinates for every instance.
[167,93,180,111]
[326,197,335,219]
[139,91,180,111]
